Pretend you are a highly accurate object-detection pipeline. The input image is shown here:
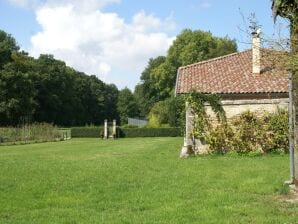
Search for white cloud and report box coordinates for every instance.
[8,0,120,10]
[132,10,176,32]
[29,1,175,89]
[44,0,121,11]
[200,2,212,9]
[8,0,39,8]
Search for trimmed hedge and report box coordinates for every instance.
[70,127,182,138]
[0,123,63,144]
[71,127,103,138]
[119,127,182,138]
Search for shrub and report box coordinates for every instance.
[147,96,185,128]
[71,127,103,138]
[231,111,264,153]
[263,109,289,153]
[121,124,139,128]
[70,126,182,138]
[28,123,62,141]
[0,123,62,144]
[206,124,234,154]
[206,110,289,154]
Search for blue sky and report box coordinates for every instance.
[0,0,289,89]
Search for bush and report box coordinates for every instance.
[264,109,288,153]
[207,124,234,154]
[206,110,289,154]
[119,127,182,138]
[71,127,103,138]
[70,127,181,138]
[121,124,139,128]
[231,111,264,153]
[0,123,62,144]
[28,123,62,141]
[148,97,185,128]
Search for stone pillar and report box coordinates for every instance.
[180,101,194,158]
[112,119,117,138]
[185,101,194,146]
[104,119,108,139]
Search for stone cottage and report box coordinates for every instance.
[175,31,289,156]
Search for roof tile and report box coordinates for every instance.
[175,49,289,94]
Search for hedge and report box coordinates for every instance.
[70,127,182,138]
[71,127,103,138]
[119,127,182,138]
[0,123,63,144]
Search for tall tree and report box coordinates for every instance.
[135,56,166,116]
[147,96,184,127]
[103,84,119,121]
[33,55,76,125]
[272,0,298,184]
[0,52,37,125]
[136,29,237,117]
[117,88,139,125]
[272,0,298,53]
[0,30,19,68]
[167,29,237,67]
[0,30,120,127]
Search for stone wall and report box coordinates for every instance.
[205,98,289,120]
[183,97,289,155]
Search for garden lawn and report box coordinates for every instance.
[0,138,297,224]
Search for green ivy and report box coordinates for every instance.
[186,90,225,141]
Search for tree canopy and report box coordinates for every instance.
[0,28,237,127]
[0,30,19,68]
[0,30,119,126]
[272,0,298,52]
[117,88,139,125]
[135,29,237,119]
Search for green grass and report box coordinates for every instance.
[0,138,297,223]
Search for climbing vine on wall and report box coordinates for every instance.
[186,91,226,142]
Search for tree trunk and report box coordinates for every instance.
[292,24,298,185]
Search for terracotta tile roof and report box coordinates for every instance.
[175,49,289,95]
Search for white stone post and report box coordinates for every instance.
[185,101,194,146]
[112,119,116,138]
[180,101,194,158]
[104,119,108,139]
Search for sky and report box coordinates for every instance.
[0,0,290,90]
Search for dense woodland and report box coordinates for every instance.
[0,29,237,127]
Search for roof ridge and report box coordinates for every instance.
[179,49,252,70]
